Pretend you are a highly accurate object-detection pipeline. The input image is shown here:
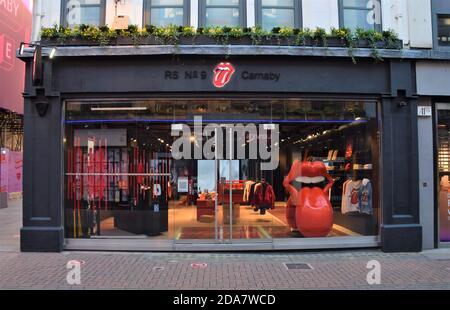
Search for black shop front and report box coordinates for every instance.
[18,47,421,252]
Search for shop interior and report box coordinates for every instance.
[437,107,450,243]
[64,99,380,241]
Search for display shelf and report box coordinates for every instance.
[438,128,450,172]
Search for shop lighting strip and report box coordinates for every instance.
[65,119,368,124]
[65,173,171,176]
[90,107,148,111]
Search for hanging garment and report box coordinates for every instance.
[347,179,362,213]
[251,182,276,211]
[359,178,373,215]
[248,182,258,204]
[243,180,255,203]
[342,179,363,213]
[341,179,352,214]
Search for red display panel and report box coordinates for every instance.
[0,0,32,114]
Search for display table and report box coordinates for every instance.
[197,199,215,221]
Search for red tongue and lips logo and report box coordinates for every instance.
[283,161,334,238]
[213,62,235,88]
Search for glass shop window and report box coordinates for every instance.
[64,99,380,241]
[438,15,450,47]
[257,0,299,31]
[62,0,106,27]
[201,0,245,27]
[339,0,381,31]
[144,0,188,27]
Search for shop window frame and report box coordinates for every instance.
[433,102,450,248]
[143,0,191,27]
[338,0,382,32]
[60,0,107,28]
[255,0,302,30]
[436,14,450,48]
[432,0,450,51]
[198,0,247,28]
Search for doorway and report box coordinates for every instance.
[435,103,450,247]
[171,123,274,244]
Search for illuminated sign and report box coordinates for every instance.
[0,0,31,113]
[0,33,14,71]
[213,62,235,88]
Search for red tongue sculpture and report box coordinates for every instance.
[283,161,334,237]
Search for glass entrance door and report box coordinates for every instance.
[436,104,450,246]
[172,123,274,244]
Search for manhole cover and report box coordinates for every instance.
[191,263,208,269]
[284,263,313,270]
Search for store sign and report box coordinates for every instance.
[213,62,235,88]
[163,62,281,88]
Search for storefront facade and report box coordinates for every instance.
[416,61,450,250]
[18,46,423,252]
[413,0,450,250]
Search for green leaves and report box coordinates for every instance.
[39,24,401,56]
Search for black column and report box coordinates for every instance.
[380,95,422,252]
[20,85,63,252]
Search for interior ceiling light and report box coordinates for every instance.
[91,107,147,111]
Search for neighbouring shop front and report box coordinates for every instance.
[19,50,421,252]
[416,60,450,250]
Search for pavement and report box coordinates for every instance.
[0,199,450,290]
[0,198,21,253]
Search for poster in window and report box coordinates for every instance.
[178,177,189,193]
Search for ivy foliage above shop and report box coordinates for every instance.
[40,24,402,62]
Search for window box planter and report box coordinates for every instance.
[39,35,402,50]
[41,37,103,46]
[223,36,253,45]
[357,39,384,49]
[179,35,216,45]
[356,39,402,49]
[384,39,403,49]
[116,36,134,45]
[139,36,160,45]
[294,37,314,47]
[256,36,292,46]
[327,37,349,48]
